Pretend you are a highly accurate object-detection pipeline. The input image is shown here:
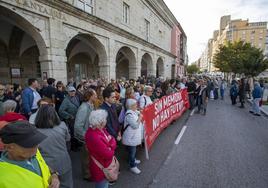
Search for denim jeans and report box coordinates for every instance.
[252,98,261,114]
[95,179,108,188]
[126,146,137,168]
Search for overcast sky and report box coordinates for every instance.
[164,0,268,63]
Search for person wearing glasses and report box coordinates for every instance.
[151,87,163,102]
[139,86,153,110]
[3,84,15,101]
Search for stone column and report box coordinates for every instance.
[148,54,156,77]
[39,18,68,84]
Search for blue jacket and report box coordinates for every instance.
[100,102,121,138]
[21,87,34,114]
[252,85,262,99]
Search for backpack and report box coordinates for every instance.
[138,96,147,109]
[118,106,125,124]
[230,85,238,96]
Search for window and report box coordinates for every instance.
[145,19,150,41]
[123,2,130,24]
[77,0,93,14]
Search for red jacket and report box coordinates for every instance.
[0,112,26,122]
[85,128,116,182]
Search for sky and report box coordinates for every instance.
[164,0,268,63]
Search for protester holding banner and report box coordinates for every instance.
[122,99,143,174]
[139,86,153,110]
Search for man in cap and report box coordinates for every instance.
[59,86,80,151]
[0,121,60,188]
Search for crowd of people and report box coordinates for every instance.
[0,75,265,188]
[229,77,265,116]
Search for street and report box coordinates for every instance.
[149,99,268,188]
[72,97,268,188]
[71,108,189,188]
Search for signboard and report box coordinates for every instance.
[11,68,21,78]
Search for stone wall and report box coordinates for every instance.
[0,0,176,84]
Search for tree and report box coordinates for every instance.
[213,41,268,76]
[187,64,200,75]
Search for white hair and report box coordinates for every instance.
[144,85,152,93]
[3,100,17,113]
[126,99,137,110]
[88,109,108,128]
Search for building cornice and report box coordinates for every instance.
[145,0,174,28]
[34,0,176,58]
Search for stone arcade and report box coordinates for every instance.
[0,0,180,85]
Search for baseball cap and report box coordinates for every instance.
[67,86,76,92]
[0,121,47,148]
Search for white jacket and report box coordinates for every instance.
[139,94,153,109]
[122,109,142,146]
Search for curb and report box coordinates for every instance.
[247,99,268,117]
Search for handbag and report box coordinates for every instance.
[91,130,120,181]
[91,155,120,181]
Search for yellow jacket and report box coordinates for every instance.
[0,150,51,188]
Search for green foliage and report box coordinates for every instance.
[187,64,200,74]
[213,41,268,76]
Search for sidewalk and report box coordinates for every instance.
[247,99,268,116]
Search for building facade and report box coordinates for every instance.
[0,0,181,85]
[200,15,268,73]
[171,24,187,78]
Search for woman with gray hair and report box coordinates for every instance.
[122,98,143,174]
[0,100,26,121]
[85,109,117,188]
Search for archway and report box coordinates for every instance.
[0,5,47,85]
[156,57,164,78]
[141,53,153,77]
[115,46,136,79]
[66,34,107,82]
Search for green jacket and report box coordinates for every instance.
[58,96,79,120]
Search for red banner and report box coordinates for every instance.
[143,89,189,150]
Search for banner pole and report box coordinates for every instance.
[144,125,149,160]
